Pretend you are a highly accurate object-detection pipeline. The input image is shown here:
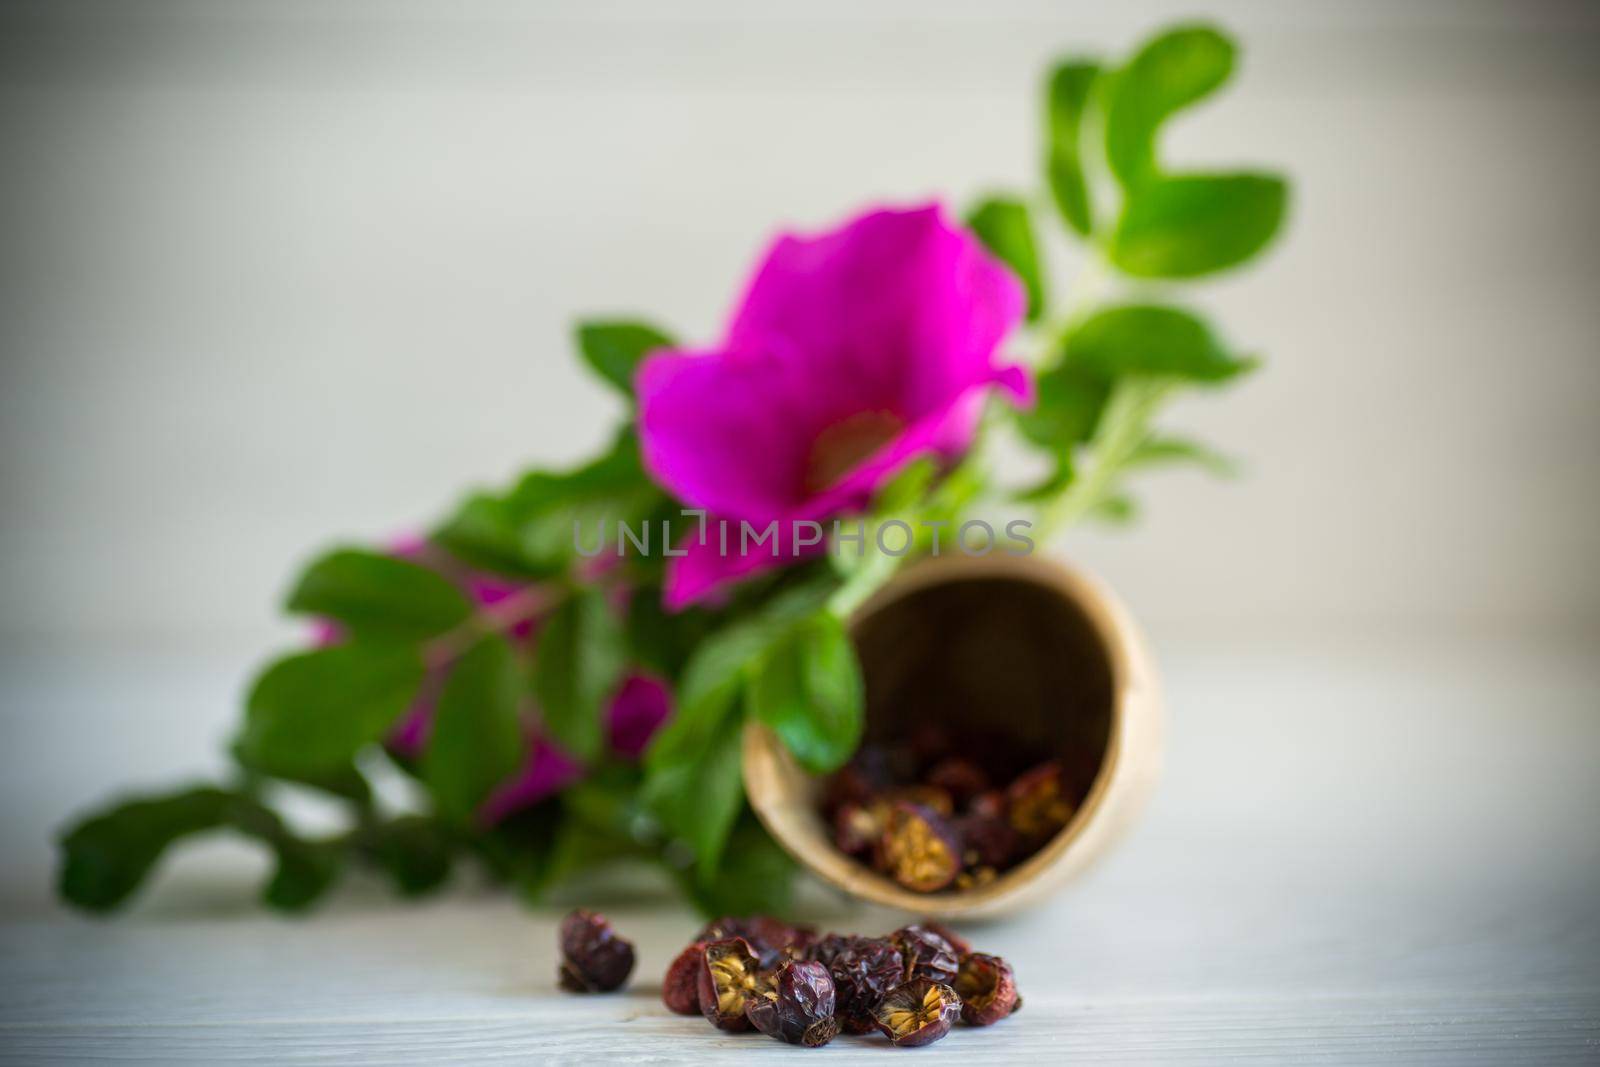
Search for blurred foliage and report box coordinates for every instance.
[57,21,1285,920]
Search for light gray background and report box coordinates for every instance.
[3,0,1597,648]
[0,3,1597,1062]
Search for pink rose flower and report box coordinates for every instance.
[637,203,1030,609]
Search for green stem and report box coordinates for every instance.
[827,548,901,619]
[425,584,555,667]
[1037,377,1168,541]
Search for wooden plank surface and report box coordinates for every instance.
[1,629,1596,1063]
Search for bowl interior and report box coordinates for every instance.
[751,560,1124,914]
[851,572,1114,793]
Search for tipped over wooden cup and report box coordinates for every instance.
[743,553,1163,917]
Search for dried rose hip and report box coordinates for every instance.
[662,941,707,1015]
[695,915,803,969]
[953,952,1019,1026]
[889,924,959,985]
[873,978,962,1047]
[745,959,840,1047]
[925,757,990,806]
[955,811,1021,871]
[832,801,887,857]
[919,920,971,956]
[886,784,955,818]
[905,722,954,767]
[878,803,962,893]
[811,934,904,1034]
[821,747,893,814]
[557,909,635,993]
[744,914,801,947]
[784,923,821,961]
[968,789,1007,820]
[954,865,1000,892]
[1007,760,1075,840]
[697,937,771,1031]
[695,915,756,943]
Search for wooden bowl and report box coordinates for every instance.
[742,553,1163,917]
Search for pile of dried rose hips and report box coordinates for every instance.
[557,909,1019,1049]
[669,916,1019,1047]
[823,737,1088,893]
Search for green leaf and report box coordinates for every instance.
[1128,434,1238,477]
[676,808,796,919]
[535,818,644,894]
[1104,24,1234,188]
[1019,361,1111,449]
[1045,60,1100,236]
[1064,304,1257,383]
[532,589,626,762]
[231,746,373,803]
[237,643,425,779]
[1089,493,1139,525]
[748,613,863,774]
[475,800,562,886]
[641,729,738,872]
[576,320,675,398]
[1017,310,1251,506]
[1015,353,1111,499]
[873,457,939,518]
[285,548,473,641]
[966,197,1047,321]
[641,579,833,876]
[263,838,343,911]
[434,427,663,578]
[561,765,646,839]
[655,580,832,733]
[1109,172,1287,278]
[425,635,526,821]
[679,715,746,881]
[1037,377,1172,532]
[1017,459,1076,503]
[58,787,343,914]
[58,786,236,911]
[427,492,545,579]
[623,586,712,679]
[369,815,454,897]
[640,647,744,874]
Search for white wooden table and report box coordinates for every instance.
[2,629,1596,1063]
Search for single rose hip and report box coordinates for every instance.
[918,920,971,957]
[954,865,999,891]
[742,917,794,968]
[1006,760,1075,840]
[697,937,772,1031]
[695,915,808,969]
[905,722,954,768]
[953,952,1019,1025]
[662,941,707,1015]
[878,803,962,893]
[925,757,990,806]
[811,934,904,1034]
[745,959,840,1047]
[889,924,959,985]
[886,784,956,818]
[821,746,892,814]
[784,923,821,961]
[557,909,635,993]
[873,978,962,1047]
[955,811,1022,870]
[969,789,1006,820]
[833,800,887,857]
